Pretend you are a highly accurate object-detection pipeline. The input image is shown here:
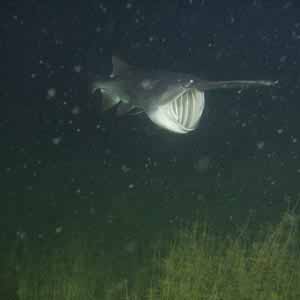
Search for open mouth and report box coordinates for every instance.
[166,88,205,131]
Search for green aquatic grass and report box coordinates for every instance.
[135,209,300,300]
[15,234,102,300]
[12,226,146,300]
[4,208,300,300]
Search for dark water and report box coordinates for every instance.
[1,0,300,292]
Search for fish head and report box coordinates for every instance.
[147,86,205,134]
[90,77,129,111]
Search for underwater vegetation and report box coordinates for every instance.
[1,208,300,300]
[140,209,300,300]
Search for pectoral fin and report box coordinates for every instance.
[115,103,135,116]
[92,88,120,112]
[115,103,144,116]
[102,93,119,111]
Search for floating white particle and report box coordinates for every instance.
[55,226,63,234]
[37,233,44,239]
[89,207,96,215]
[47,88,56,99]
[292,31,300,40]
[121,164,131,173]
[126,2,132,8]
[194,156,210,173]
[107,215,113,223]
[31,73,37,79]
[128,183,135,189]
[283,2,292,9]
[71,105,80,115]
[16,231,26,240]
[124,240,137,254]
[73,65,82,73]
[256,141,265,149]
[277,128,284,134]
[95,26,102,32]
[99,3,107,13]
[52,136,62,145]
[55,39,63,45]
[41,27,48,34]
[279,56,287,63]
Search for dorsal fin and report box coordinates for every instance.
[112,56,131,76]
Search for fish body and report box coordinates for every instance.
[91,56,276,134]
